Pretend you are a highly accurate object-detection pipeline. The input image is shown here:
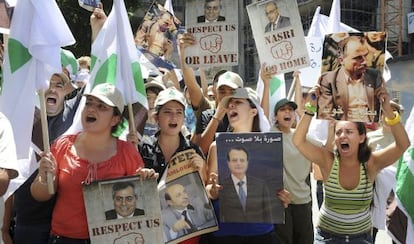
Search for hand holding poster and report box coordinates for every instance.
[158,149,218,244]
[317,32,386,122]
[216,132,285,224]
[246,0,309,74]
[82,176,163,244]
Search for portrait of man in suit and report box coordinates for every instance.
[105,181,145,220]
[220,146,273,223]
[264,1,291,33]
[197,0,226,23]
[162,183,215,242]
[318,34,384,122]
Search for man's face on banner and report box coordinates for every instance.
[114,186,137,217]
[227,149,249,177]
[341,38,369,79]
[265,2,279,23]
[204,0,221,22]
[166,184,189,210]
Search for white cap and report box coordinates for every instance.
[84,83,125,113]
[154,88,186,112]
[217,71,244,89]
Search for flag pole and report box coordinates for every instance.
[38,89,55,194]
[127,103,137,140]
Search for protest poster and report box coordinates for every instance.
[134,3,180,69]
[83,176,163,244]
[317,32,386,122]
[246,0,309,74]
[158,149,218,244]
[0,0,13,34]
[78,0,101,12]
[216,132,285,224]
[184,0,238,67]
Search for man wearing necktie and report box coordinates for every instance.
[162,183,216,241]
[220,147,273,223]
[264,1,291,33]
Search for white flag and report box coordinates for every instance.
[256,72,286,125]
[83,0,148,137]
[0,0,74,159]
[164,0,174,16]
[0,0,75,197]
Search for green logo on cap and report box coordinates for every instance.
[168,89,176,96]
[224,72,232,80]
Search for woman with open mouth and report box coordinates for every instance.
[293,85,409,244]
[205,87,291,244]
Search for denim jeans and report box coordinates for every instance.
[314,228,373,244]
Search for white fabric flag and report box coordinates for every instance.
[0,0,75,198]
[0,0,74,159]
[66,0,148,137]
[389,106,414,243]
[328,0,341,33]
[164,0,175,16]
[256,72,286,125]
[90,0,147,106]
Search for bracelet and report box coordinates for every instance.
[304,102,317,114]
[385,111,401,126]
[304,111,315,117]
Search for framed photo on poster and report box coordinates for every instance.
[216,132,285,224]
[82,176,163,244]
[246,0,309,74]
[184,0,239,67]
[317,32,386,122]
[158,149,218,244]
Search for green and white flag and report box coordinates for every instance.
[91,0,147,106]
[0,0,75,160]
[392,106,414,243]
[61,48,79,80]
[0,0,74,199]
[89,0,148,135]
[256,73,286,125]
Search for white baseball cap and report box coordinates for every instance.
[154,88,186,112]
[217,71,244,89]
[84,83,125,113]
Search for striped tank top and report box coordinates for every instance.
[318,156,374,235]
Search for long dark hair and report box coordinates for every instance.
[248,99,261,132]
[355,122,371,163]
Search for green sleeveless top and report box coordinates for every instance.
[318,156,373,234]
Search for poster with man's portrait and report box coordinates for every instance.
[0,0,14,34]
[317,32,386,122]
[158,149,218,244]
[246,0,309,74]
[134,3,180,70]
[184,0,238,67]
[216,132,285,224]
[82,176,163,244]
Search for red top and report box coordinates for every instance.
[50,134,144,239]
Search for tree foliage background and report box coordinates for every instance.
[56,0,153,58]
